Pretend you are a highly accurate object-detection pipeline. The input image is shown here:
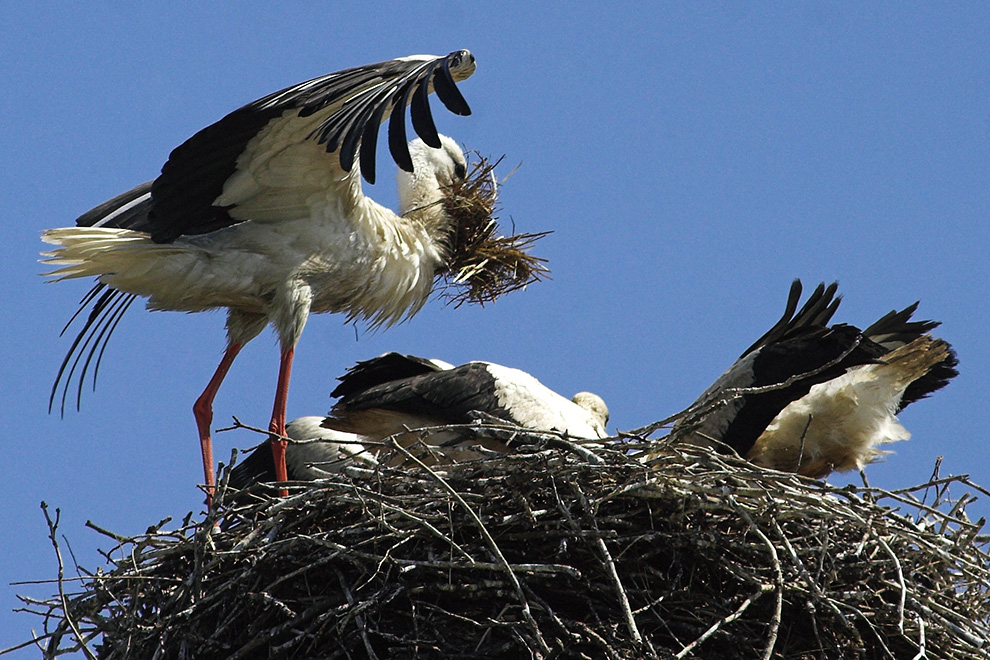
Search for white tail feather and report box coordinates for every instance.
[748,335,949,477]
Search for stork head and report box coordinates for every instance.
[572,391,610,436]
[397,135,468,218]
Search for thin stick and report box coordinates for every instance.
[571,483,646,648]
[387,437,551,656]
[736,503,782,660]
[41,502,98,660]
[675,586,771,660]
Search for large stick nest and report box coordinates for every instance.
[13,430,990,659]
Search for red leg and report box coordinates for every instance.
[269,347,294,497]
[193,343,242,505]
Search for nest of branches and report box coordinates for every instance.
[14,430,990,660]
[437,155,550,306]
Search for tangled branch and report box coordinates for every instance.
[9,433,990,659]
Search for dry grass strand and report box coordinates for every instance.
[437,155,550,306]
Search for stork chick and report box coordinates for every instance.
[230,353,609,487]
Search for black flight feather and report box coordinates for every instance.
[676,280,957,458]
[410,64,442,149]
[433,54,473,116]
[144,50,474,242]
[331,353,446,400]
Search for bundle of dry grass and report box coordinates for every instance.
[12,430,990,660]
[437,155,550,306]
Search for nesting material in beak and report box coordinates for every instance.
[437,155,550,306]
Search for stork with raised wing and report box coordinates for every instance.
[667,281,958,477]
[42,51,482,501]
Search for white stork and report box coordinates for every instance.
[671,280,958,477]
[229,352,609,487]
[41,51,478,501]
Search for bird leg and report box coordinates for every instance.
[269,347,294,497]
[193,342,243,505]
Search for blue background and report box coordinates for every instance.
[2,4,988,654]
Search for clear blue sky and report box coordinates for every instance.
[2,4,988,654]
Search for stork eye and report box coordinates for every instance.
[454,162,467,180]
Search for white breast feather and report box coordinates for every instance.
[284,416,378,480]
[484,364,605,439]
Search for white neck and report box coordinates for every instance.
[397,140,460,241]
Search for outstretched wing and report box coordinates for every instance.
[50,51,476,412]
[689,323,883,456]
[674,281,866,455]
[144,50,475,242]
[675,280,956,457]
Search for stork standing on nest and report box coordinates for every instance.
[667,280,958,477]
[229,352,609,487]
[41,51,478,501]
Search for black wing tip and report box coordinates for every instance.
[410,69,442,149]
[369,50,475,182]
[331,353,445,401]
[250,50,476,185]
[804,282,841,326]
[862,300,943,348]
[388,97,415,173]
[435,51,474,117]
[739,279,842,358]
[900,340,959,409]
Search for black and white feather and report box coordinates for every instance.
[41,51,478,493]
[230,353,609,487]
[670,280,958,477]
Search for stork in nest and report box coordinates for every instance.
[42,51,545,502]
[228,352,609,487]
[662,280,958,478]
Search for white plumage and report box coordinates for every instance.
[281,416,382,481]
[744,335,952,476]
[668,281,958,477]
[41,51,478,500]
[467,363,610,439]
[45,135,465,325]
